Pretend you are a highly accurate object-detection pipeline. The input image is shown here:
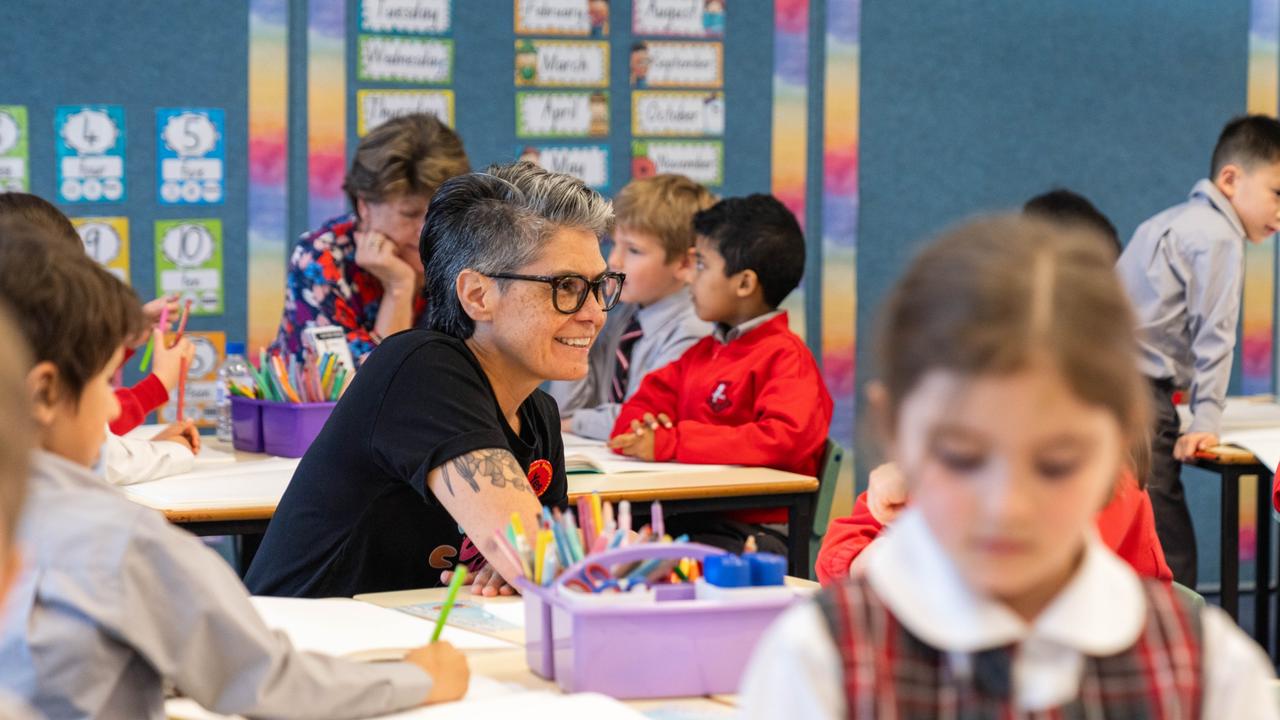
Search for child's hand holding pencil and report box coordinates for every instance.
[405,572,471,708]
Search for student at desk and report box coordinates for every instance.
[246,162,620,598]
[0,309,40,720]
[0,234,469,719]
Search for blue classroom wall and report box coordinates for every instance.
[339,0,776,212]
[856,0,1251,588]
[0,0,251,381]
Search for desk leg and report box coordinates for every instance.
[1222,469,1241,621]
[787,493,815,579]
[237,533,264,578]
[1256,472,1272,655]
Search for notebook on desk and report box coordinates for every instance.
[248,596,512,660]
[561,435,732,475]
[122,457,297,511]
[167,691,651,719]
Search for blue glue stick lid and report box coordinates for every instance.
[745,552,787,586]
[703,553,750,588]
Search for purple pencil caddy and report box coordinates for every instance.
[515,542,801,699]
[259,401,335,458]
[229,397,265,453]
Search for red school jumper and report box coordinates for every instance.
[109,346,170,435]
[815,469,1174,584]
[612,312,833,524]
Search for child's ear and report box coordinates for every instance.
[1216,163,1242,199]
[26,362,61,428]
[455,269,497,324]
[735,269,760,298]
[865,381,896,456]
[672,247,696,283]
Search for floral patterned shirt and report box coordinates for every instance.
[271,214,426,365]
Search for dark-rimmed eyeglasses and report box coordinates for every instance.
[486,271,626,314]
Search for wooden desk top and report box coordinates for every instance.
[353,579,819,712]
[130,449,817,525]
[1196,444,1265,466]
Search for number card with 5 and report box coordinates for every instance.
[157,108,225,205]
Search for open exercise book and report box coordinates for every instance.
[247,596,511,659]
[561,433,731,475]
[167,597,648,719]
[1219,428,1280,474]
[166,690,650,719]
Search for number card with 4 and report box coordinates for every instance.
[155,219,223,315]
[55,105,126,203]
[157,108,225,205]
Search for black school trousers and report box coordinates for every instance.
[1146,377,1198,587]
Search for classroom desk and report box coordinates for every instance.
[1177,396,1280,655]
[1189,448,1272,650]
[353,578,820,711]
[124,444,819,576]
[169,581,754,718]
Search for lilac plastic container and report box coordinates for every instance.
[229,397,265,453]
[259,401,335,458]
[515,543,799,699]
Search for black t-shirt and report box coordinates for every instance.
[245,330,567,597]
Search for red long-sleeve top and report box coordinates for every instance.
[111,374,169,435]
[815,470,1173,584]
[612,312,833,523]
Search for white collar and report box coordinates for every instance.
[865,507,1146,656]
[713,309,784,344]
[1190,178,1248,241]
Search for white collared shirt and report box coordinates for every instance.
[739,508,1277,719]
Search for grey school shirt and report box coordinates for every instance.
[1116,179,1247,435]
[0,450,431,720]
[548,287,711,439]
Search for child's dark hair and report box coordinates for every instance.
[1023,189,1120,259]
[0,192,82,249]
[0,222,144,401]
[692,194,805,308]
[878,215,1151,485]
[1210,115,1280,179]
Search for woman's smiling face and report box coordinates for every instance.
[487,226,610,382]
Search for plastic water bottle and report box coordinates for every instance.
[216,342,254,444]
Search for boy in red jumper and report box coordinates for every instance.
[815,463,1172,584]
[610,194,833,554]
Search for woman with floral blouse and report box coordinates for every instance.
[271,113,470,365]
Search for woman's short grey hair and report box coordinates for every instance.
[421,161,614,338]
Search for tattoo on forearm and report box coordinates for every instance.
[442,448,532,496]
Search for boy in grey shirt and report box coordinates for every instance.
[551,174,713,439]
[1116,115,1280,586]
[0,304,39,719]
[0,228,469,719]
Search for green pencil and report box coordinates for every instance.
[431,565,468,643]
[138,335,155,373]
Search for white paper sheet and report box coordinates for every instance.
[249,596,511,660]
[167,689,647,720]
[122,457,297,510]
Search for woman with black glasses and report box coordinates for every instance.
[246,163,620,598]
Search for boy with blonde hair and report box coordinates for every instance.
[552,173,714,439]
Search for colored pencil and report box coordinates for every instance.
[430,565,468,643]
